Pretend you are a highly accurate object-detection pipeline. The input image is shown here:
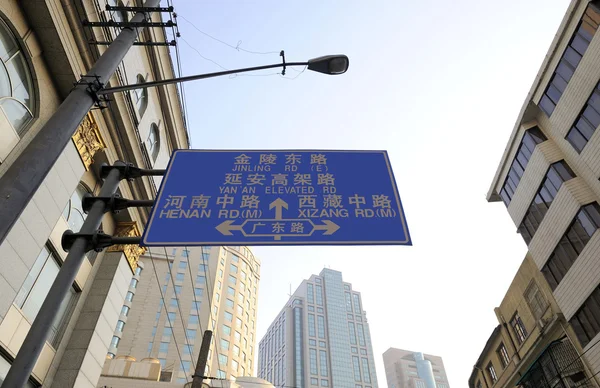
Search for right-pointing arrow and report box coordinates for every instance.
[314,220,340,235]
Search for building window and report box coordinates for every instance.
[321,380,329,387]
[320,350,329,377]
[121,305,130,316]
[146,123,160,162]
[307,283,315,303]
[345,292,353,312]
[523,282,549,321]
[235,331,241,342]
[511,312,528,345]
[361,358,371,383]
[196,275,206,284]
[221,339,230,350]
[125,291,134,302]
[62,184,90,233]
[349,322,357,345]
[487,362,498,383]
[497,343,510,368]
[186,329,197,340]
[169,298,178,308]
[223,325,231,336]
[566,80,600,152]
[352,356,362,382]
[133,74,148,118]
[353,294,361,313]
[224,311,233,322]
[111,336,120,347]
[499,127,547,206]
[315,285,323,306]
[159,341,169,353]
[130,278,138,288]
[189,315,199,325]
[310,377,318,385]
[357,323,366,346]
[116,320,125,332]
[542,203,600,290]
[229,275,237,285]
[227,286,235,296]
[570,285,600,347]
[226,298,234,308]
[518,161,575,244]
[230,264,238,274]
[308,314,316,337]
[317,315,326,339]
[539,4,600,117]
[14,244,79,348]
[309,348,318,375]
[0,17,35,160]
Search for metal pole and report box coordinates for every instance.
[99,62,309,94]
[192,330,213,388]
[0,0,161,246]
[1,165,124,388]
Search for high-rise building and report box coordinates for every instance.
[257,268,378,388]
[103,246,261,385]
[486,0,600,384]
[0,0,187,387]
[383,348,450,388]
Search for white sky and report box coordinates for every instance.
[173,0,571,385]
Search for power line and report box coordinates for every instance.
[178,14,280,56]
[197,245,229,378]
[164,247,197,384]
[147,248,188,378]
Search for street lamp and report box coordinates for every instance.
[99,53,349,94]
[308,55,350,75]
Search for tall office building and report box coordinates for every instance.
[0,0,188,387]
[258,268,378,388]
[383,348,450,388]
[486,0,600,385]
[106,246,261,385]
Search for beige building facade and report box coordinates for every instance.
[0,0,188,387]
[487,0,600,385]
[98,246,260,385]
[468,255,595,388]
[382,348,450,388]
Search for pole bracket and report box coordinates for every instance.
[82,194,155,214]
[280,50,286,76]
[100,162,166,181]
[74,75,111,110]
[61,230,142,253]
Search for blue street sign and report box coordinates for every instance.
[141,150,411,246]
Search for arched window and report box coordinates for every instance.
[62,184,89,232]
[0,18,35,162]
[147,123,160,161]
[133,74,148,118]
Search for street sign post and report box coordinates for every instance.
[142,150,411,246]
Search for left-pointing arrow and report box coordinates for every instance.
[216,220,243,236]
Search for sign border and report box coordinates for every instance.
[141,149,412,246]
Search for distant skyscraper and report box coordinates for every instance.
[383,348,450,388]
[112,246,260,384]
[258,268,378,388]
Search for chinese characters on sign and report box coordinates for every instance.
[142,150,411,246]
